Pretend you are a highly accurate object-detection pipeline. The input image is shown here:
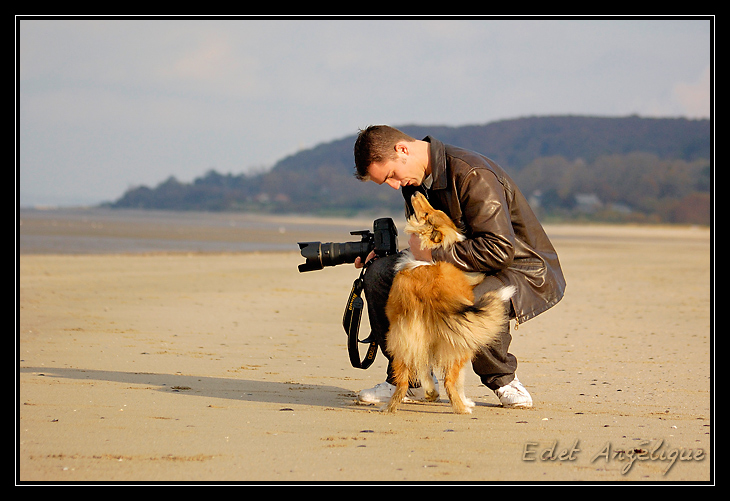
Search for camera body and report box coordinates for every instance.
[297,218,398,272]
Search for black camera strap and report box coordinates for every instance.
[342,266,378,369]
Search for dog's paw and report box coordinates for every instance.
[383,402,399,413]
[449,399,474,414]
[425,389,440,402]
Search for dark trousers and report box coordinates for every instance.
[362,253,517,391]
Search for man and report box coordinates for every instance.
[352,125,566,408]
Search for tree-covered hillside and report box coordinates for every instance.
[108,115,711,225]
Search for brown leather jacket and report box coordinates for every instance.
[402,136,566,324]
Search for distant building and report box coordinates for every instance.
[574,193,602,213]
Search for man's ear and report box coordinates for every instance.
[394,141,409,158]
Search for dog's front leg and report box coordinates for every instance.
[444,358,472,414]
[420,369,440,402]
[385,359,410,413]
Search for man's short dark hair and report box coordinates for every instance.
[353,125,416,181]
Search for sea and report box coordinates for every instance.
[17,207,393,255]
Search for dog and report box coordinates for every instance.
[384,192,515,414]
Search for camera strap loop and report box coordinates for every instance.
[343,266,378,369]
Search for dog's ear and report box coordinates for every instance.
[430,229,443,244]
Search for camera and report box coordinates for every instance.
[297,218,398,272]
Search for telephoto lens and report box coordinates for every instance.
[297,218,397,273]
[297,240,370,272]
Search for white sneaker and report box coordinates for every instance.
[357,378,440,405]
[494,377,533,408]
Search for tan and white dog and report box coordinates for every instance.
[385,192,515,414]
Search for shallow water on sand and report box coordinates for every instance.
[18,207,385,255]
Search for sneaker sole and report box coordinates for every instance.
[356,394,441,405]
[501,402,533,408]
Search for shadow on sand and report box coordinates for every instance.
[20,366,359,410]
[20,366,503,413]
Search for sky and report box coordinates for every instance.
[17,17,712,207]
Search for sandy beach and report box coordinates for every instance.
[17,214,713,483]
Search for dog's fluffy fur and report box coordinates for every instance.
[385,192,515,414]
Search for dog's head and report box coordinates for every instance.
[405,192,464,250]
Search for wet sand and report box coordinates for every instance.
[17,217,713,483]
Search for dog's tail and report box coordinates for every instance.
[438,285,516,356]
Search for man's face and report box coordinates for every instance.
[367,152,425,190]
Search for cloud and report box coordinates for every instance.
[673,65,711,118]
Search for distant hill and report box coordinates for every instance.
[108,115,712,225]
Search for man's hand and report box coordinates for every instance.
[354,250,377,269]
[409,233,432,262]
